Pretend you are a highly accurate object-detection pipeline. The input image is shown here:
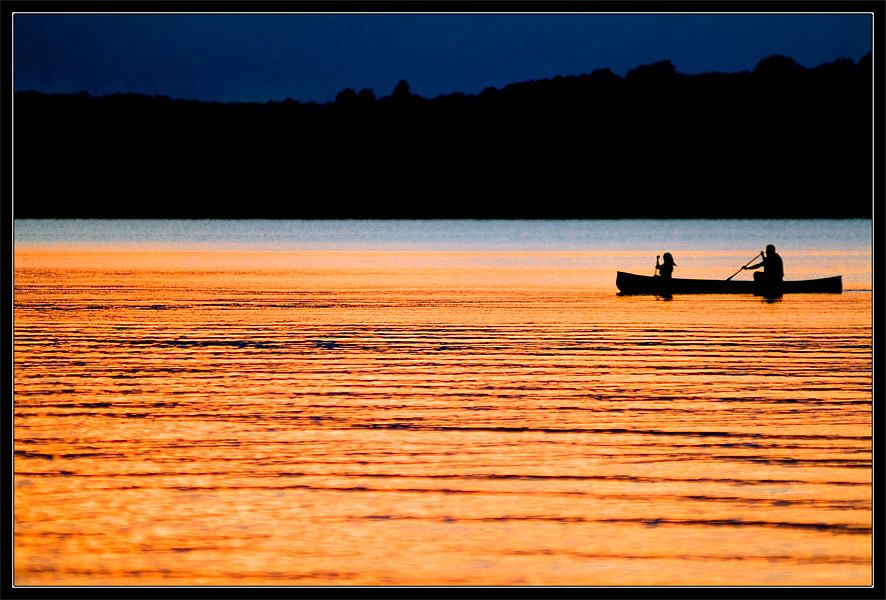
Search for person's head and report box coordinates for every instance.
[766,244,776,255]
[662,252,675,265]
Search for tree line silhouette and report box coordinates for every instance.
[14,53,872,218]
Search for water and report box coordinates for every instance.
[13,219,872,586]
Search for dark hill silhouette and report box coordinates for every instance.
[13,53,872,218]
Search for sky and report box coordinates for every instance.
[13,12,874,103]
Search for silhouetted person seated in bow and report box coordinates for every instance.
[655,253,676,279]
[742,244,784,286]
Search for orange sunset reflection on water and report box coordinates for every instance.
[14,245,872,586]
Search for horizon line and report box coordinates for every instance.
[12,50,871,105]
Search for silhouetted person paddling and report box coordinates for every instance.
[655,253,676,279]
[743,244,784,288]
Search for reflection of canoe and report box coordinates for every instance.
[615,271,842,296]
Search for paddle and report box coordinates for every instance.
[726,252,764,281]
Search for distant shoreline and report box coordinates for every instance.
[13,54,873,219]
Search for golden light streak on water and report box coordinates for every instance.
[13,248,871,586]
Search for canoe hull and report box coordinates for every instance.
[615,272,842,296]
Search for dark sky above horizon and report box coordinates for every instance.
[13,12,873,103]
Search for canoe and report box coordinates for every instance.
[615,271,842,296]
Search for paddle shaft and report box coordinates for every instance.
[726,252,764,281]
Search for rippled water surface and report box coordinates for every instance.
[14,220,872,586]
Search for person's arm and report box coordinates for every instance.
[743,260,764,270]
[743,253,766,270]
